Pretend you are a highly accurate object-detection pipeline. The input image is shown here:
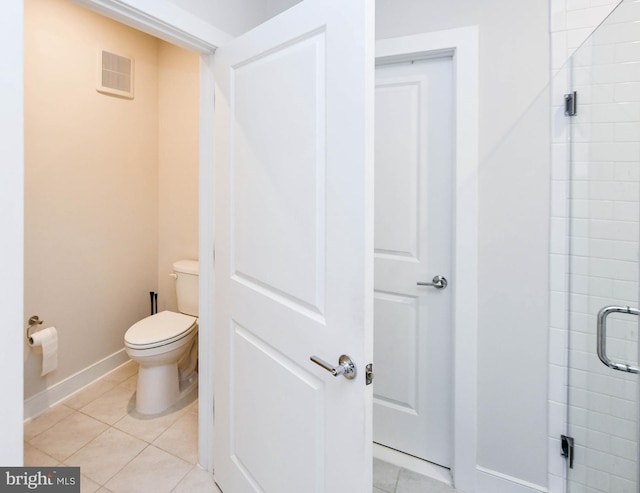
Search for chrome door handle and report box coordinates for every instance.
[597,305,639,374]
[310,354,357,380]
[417,275,448,289]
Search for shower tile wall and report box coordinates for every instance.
[549,0,640,491]
[567,3,640,490]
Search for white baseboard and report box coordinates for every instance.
[24,348,130,421]
[373,443,453,486]
[477,466,548,493]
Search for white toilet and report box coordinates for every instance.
[124,259,199,415]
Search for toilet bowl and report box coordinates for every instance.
[124,259,199,415]
[125,311,198,414]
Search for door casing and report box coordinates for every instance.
[376,30,479,492]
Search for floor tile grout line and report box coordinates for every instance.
[101,442,152,488]
[28,367,447,493]
[169,463,198,493]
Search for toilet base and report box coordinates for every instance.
[135,366,199,415]
[180,369,198,395]
[135,362,180,415]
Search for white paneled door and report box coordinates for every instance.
[373,56,454,467]
[213,1,374,492]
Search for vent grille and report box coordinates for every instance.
[97,50,134,98]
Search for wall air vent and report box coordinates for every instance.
[97,49,134,99]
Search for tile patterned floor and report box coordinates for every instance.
[373,458,457,493]
[25,360,455,493]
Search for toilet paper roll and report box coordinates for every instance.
[29,327,58,376]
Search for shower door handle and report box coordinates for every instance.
[417,275,448,289]
[597,305,640,374]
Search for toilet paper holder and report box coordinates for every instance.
[26,315,43,342]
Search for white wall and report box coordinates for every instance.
[376,0,551,489]
[0,0,24,467]
[165,0,269,37]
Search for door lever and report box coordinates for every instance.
[310,354,357,380]
[417,275,448,289]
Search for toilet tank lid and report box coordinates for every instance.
[173,259,198,275]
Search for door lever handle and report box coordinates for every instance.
[417,275,448,289]
[310,354,357,380]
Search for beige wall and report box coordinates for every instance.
[157,42,199,312]
[24,0,198,400]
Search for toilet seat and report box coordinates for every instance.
[125,310,197,350]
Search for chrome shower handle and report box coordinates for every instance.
[597,305,639,374]
[417,275,448,289]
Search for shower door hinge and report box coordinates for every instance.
[564,91,577,116]
[561,434,575,468]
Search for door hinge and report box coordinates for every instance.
[366,363,373,385]
[561,435,574,468]
[564,91,577,116]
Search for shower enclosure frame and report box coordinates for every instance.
[556,1,640,490]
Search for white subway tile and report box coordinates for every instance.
[551,329,569,365]
[551,291,569,328]
[614,163,640,181]
[611,453,638,481]
[615,82,640,102]
[568,27,601,51]
[552,144,570,180]
[609,414,638,441]
[612,240,639,262]
[613,201,639,222]
[586,467,611,491]
[552,32,570,68]
[568,0,591,11]
[567,6,617,30]
[609,474,638,493]
[552,179,570,217]
[611,434,638,460]
[551,254,570,291]
[552,9,568,32]
[570,292,590,313]
[614,122,640,141]
[615,41,640,63]
[552,217,570,254]
[613,279,639,302]
[610,396,638,422]
[586,427,613,453]
[585,446,615,470]
[551,364,569,402]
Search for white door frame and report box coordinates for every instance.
[49,0,222,472]
[376,28,479,492]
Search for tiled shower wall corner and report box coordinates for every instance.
[548,0,638,491]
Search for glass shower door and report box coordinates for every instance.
[566,1,640,491]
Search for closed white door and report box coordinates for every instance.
[373,56,454,467]
[213,1,374,492]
